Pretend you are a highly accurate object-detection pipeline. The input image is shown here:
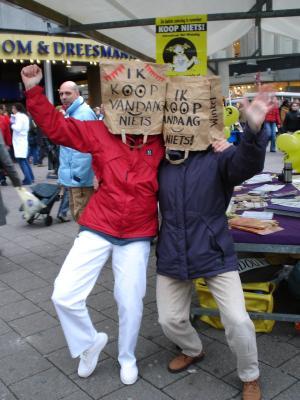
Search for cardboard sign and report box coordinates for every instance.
[163,75,224,151]
[100,61,168,135]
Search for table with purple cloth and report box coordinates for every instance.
[231,180,300,255]
[230,178,300,256]
[191,176,300,325]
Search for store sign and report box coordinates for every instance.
[156,14,207,76]
[0,33,131,62]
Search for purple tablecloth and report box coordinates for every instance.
[230,181,300,246]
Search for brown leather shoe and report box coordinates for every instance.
[168,351,205,373]
[242,379,262,400]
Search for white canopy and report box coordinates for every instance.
[3,0,300,58]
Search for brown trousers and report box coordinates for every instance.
[69,187,94,222]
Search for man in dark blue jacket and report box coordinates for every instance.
[156,90,273,400]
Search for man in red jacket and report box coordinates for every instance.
[264,98,281,152]
[0,106,11,148]
[21,64,230,387]
[21,64,165,385]
[0,105,12,185]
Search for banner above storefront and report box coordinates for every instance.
[156,14,207,76]
[0,33,131,63]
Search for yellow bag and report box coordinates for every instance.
[194,278,276,333]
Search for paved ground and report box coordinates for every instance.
[0,151,299,400]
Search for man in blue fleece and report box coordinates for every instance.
[57,81,96,222]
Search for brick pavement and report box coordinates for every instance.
[0,152,299,400]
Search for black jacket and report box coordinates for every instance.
[156,125,268,280]
[283,111,300,133]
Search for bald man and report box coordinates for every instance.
[56,81,97,222]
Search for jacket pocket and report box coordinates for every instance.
[184,212,225,266]
[201,215,234,256]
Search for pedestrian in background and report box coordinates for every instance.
[94,104,104,120]
[27,115,40,165]
[279,99,290,128]
[0,105,12,186]
[282,101,300,133]
[10,103,35,185]
[0,129,22,228]
[264,98,280,152]
[56,81,97,222]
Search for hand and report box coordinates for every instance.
[212,138,232,153]
[21,64,43,90]
[242,86,276,133]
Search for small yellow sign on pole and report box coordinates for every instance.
[156,14,207,76]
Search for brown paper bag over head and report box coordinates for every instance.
[163,75,224,159]
[100,61,168,139]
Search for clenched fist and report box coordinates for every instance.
[21,64,43,90]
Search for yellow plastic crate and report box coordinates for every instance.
[194,278,276,333]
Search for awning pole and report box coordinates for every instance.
[43,61,54,104]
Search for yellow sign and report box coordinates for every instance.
[0,33,130,63]
[156,14,207,76]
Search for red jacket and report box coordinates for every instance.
[264,107,281,125]
[0,115,12,146]
[26,86,164,238]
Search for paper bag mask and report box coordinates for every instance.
[163,75,224,160]
[100,61,168,139]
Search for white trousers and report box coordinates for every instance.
[52,231,150,367]
[157,271,259,382]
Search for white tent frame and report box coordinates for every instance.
[2,0,300,67]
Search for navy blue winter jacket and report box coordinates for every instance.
[156,125,268,280]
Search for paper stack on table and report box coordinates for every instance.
[271,198,300,207]
[242,211,274,220]
[244,174,273,185]
[248,184,285,195]
[267,198,300,218]
[229,216,283,235]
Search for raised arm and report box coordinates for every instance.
[241,87,276,133]
[21,64,43,90]
[21,65,104,153]
[218,88,275,185]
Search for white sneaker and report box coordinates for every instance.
[120,364,138,385]
[78,332,108,378]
